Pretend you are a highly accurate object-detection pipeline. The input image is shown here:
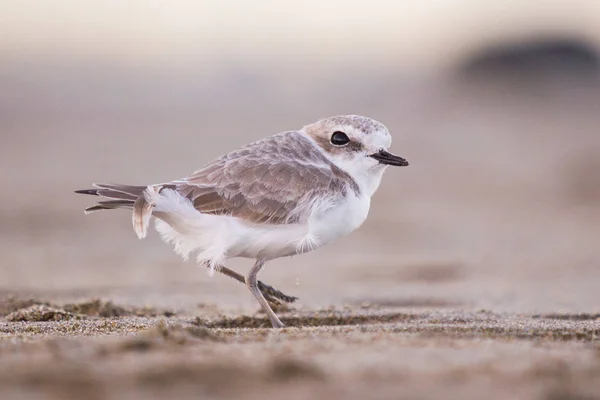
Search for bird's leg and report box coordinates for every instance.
[215,264,297,304]
[246,259,285,328]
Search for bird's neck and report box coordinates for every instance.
[350,164,387,198]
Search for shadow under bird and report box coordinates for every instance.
[76,115,409,328]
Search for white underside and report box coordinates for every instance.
[148,188,370,272]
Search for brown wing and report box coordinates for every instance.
[172,131,359,224]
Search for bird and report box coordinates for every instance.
[76,115,409,328]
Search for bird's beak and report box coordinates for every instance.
[369,149,409,166]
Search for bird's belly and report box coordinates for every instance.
[226,221,313,260]
[226,195,370,260]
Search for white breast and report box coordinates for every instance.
[308,192,370,248]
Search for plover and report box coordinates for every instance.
[76,115,408,328]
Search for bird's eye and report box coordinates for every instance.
[330,131,350,146]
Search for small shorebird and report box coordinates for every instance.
[76,115,408,328]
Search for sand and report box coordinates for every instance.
[0,296,598,400]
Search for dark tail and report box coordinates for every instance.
[75,183,146,213]
[75,183,156,238]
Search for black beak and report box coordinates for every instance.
[369,149,409,166]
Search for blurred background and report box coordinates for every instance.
[1,0,599,315]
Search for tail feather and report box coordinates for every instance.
[94,183,147,195]
[94,189,137,201]
[75,184,145,199]
[74,188,100,196]
[84,200,135,214]
[132,190,155,239]
[76,183,156,239]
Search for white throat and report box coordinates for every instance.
[334,156,387,198]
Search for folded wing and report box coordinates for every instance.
[175,131,359,224]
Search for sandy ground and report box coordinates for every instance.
[0,64,599,399]
[0,298,599,400]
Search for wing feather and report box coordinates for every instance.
[171,131,359,224]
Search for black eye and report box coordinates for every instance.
[330,131,350,146]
